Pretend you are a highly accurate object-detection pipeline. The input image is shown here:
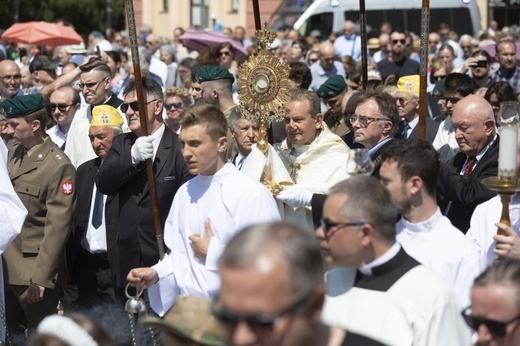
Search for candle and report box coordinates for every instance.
[498,101,520,181]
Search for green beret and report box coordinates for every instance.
[196,66,235,83]
[317,75,346,99]
[1,94,45,118]
[432,78,445,98]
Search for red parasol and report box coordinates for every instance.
[1,21,83,46]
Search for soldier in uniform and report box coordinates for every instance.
[1,94,76,338]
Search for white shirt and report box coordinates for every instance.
[396,208,482,307]
[46,125,68,148]
[467,194,520,267]
[432,116,458,152]
[148,163,280,315]
[81,185,107,253]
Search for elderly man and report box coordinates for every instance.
[2,94,75,338]
[376,30,420,81]
[0,60,23,101]
[333,20,362,60]
[395,75,438,142]
[464,259,520,345]
[126,103,280,315]
[437,95,498,234]
[46,86,81,149]
[96,77,192,290]
[273,89,350,230]
[309,42,346,92]
[317,176,471,345]
[65,60,125,168]
[492,39,520,94]
[67,105,124,311]
[379,139,481,307]
[317,75,349,136]
[229,108,259,170]
[216,222,330,346]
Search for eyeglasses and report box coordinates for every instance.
[0,74,22,83]
[77,78,106,91]
[49,103,75,112]
[308,58,318,63]
[445,97,462,105]
[392,39,406,45]
[120,99,159,113]
[431,75,446,82]
[396,97,414,106]
[490,101,501,108]
[145,41,154,46]
[212,291,311,332]
[164,102,183,111]
[349,115,386,126]
[219,51,231,57]
[320,218,365,235]
[462,307,520,337]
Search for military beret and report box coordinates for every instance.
[91,105,124,127]
[396,75,420,94]
[432,78,445,98]
[317,75,346,99]
[0,94,45,118]
[196,66,235,84]
[29,55,57,73]
[141,296,225,346]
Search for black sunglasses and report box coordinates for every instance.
[489,101,501,109]
[120,99,159,113]
[308,58,318,63]
[392,39,406,45]
[164,102,183,111]
[319,218,365,234]
[212,292,311,331]
[49,103,75,112]
[462,307,520,337]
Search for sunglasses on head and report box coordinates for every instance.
[392,39,406,45]
[462,307,520,337]
[164,102,183,111]
[120,99,159,113]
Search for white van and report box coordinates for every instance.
[293,0,481,38]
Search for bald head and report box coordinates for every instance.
[452,95,495,156]
[0,60,22,99]
[319,42,336,71]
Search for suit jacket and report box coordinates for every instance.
[437,137,499,233]
[96,127,193,287]
[406,117,440,144]
[67,157,119,283]
[4,137,76,289]
[370,137,396,179]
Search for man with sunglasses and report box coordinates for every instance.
[317,176,471,345]
[65,60,125,168]
[46,86,81,149]
[465,259,520,345]
[216,222,330,346]
[376,30,420,81]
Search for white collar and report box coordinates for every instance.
[399,207,443,234]
[358,242,401,276]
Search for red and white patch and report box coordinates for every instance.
[61,181,74,195]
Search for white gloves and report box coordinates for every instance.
[275,184,313,208]
[131,136,154,163]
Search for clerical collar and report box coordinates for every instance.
[358,242,401,276]
[400,207,443,234]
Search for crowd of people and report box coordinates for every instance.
[1,15,520,346]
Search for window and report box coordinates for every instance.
[231,0,239,13]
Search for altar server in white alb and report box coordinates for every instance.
[127,103,280,315]
[0,139,27,343]
[379,139,482,308]
[317,176,471,346]
[467,129,520,267]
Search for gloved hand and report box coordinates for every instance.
[275,184,313,208]
[131,136,154,163]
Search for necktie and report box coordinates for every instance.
[237,156,245,170]
[463,156,477,176]
[401,123,411,139]
[92,189,104,229]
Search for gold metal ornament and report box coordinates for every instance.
[237,22,292,153]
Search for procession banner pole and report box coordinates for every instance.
[252,0,261,30]
[124,0,165,259]
[359,0,368,90]
[418,0,431,140]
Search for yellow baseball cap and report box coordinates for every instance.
[396,75,420,94]
[90,105,124,127]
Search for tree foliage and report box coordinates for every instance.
[1,0,126,40]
